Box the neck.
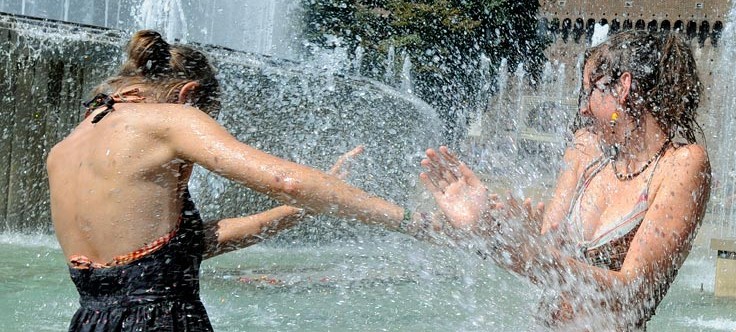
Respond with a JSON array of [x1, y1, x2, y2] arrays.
[[606, 113, 669, 175]]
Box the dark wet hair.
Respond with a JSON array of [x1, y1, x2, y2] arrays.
[[580, 30, 703, 143], [93, 30, 221, 116]]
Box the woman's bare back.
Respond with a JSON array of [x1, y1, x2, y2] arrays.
[[47, 103, 187, 264]]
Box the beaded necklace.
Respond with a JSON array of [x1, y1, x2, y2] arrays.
[[610, 139, 670, 181]]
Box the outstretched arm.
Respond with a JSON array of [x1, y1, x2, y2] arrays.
[[155, 106, 405, 228], [202, 146, 365, 259]]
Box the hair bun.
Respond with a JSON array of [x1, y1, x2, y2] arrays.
[[123, 30, 172, 77]]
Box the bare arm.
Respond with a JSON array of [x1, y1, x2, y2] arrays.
[[542, 129, 597, 234], [201, 146, 365, 259], [545, 145, 710, 290], [203, 206, 305, 259], [154, 105, 405, 228], [421, 144, 710, 295], [525, 145, 711, 321]]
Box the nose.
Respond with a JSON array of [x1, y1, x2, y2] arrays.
[[578, 98, 590, 117], [579, 104, 590, 117]]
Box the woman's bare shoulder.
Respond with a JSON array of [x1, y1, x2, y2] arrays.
[[666, 143, 710, 173], [657, 143, 711, 192], [122, 103, 218, 133]]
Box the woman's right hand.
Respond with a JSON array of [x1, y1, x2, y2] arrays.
[[420, 146, 491, 231]]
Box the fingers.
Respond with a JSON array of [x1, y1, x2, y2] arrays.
[[428, 148, 459, 184], [438, 146, 461, 167], [523, 198, 533, 216], [328, 145, 365, 178], [504, 191, 521, 215], [536, 202, 545, 218], [488, 193, 504, 210], [421, 158, 446, 193], [422, 149, 453, 191], [457, 163, 482, 187], [437, 146, 464, 182], [345, 145, 365, 158], [419, 172, 445, 200], [423, 146, 475, 187]]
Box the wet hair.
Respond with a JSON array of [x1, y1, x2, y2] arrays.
[[92, 30, 221, 116], [580, 30, 703, 143]]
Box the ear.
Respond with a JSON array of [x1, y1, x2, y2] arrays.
[[177, 81, 200, 104], [617, 72, 632, 104]]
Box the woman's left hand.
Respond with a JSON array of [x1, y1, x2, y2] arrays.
[[420, 146, 491, 230]]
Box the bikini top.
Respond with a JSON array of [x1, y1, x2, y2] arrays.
[[566, 147, 665, 271]]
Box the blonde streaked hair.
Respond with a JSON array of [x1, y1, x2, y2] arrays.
[[92, 30, 221, 116]]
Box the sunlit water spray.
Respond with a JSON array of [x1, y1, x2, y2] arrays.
[[137, 0, 188, 42], [0, 1, 735, 330], [709, 2, 736, 237]]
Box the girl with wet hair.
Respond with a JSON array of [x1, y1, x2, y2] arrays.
[[421, 30, 711, 330], [578, 30, 702, 145], [47, 30, 409, 331], [92, 29, 221, 117]]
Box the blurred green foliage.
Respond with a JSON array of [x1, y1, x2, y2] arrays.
[[300, 0, 549, 139]]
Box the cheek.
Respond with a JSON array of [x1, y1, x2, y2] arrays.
[[594, 97, 618, 116]]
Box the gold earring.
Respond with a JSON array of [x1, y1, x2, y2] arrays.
[[610, 112, 619, 127]]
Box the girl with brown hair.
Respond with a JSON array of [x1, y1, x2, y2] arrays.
[[47, 30, 407, 331], [421, 30, 711, 330]]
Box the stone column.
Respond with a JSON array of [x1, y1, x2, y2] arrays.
[[711, 238, 736, 298]]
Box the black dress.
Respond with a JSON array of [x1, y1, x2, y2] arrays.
[[67, 191, 212, 332]]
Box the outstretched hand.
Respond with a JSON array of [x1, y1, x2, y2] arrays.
[[420, 146, 490, 230]]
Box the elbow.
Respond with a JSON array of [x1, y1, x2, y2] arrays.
[[273, 175, 305, 203]]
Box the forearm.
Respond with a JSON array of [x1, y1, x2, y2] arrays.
[[174, 121, 403, 228], [274, 168, 405, 229], [489, 230, 635, 301], [203, 205, 305, 259]]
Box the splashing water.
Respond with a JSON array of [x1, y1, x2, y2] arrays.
[[0, 1, 734, 330], [137, 0, 188, 42], [401, 53, 413, 95], [591, 22, 610, 47]]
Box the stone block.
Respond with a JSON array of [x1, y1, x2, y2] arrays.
[[711, 238, 736, 298]]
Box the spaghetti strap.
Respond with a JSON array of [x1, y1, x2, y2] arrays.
[[642, 146, 666, 197]]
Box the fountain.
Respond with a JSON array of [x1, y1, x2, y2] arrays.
[[0, 1, 735, 331], [708, 0, 736, 301]]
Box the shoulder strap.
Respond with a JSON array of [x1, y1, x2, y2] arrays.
[[565, 154, 609, 221]]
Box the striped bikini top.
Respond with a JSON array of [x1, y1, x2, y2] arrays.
[[566, 149, 665, 271]]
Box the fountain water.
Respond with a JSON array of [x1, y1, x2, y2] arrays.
[[709, 3, 736, 238], [400, 53, 413, 95], [384, 44, 396, 85], [0, 1, 735, 331]]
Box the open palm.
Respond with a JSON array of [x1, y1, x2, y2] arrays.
[[420, 146, 490, 230]]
